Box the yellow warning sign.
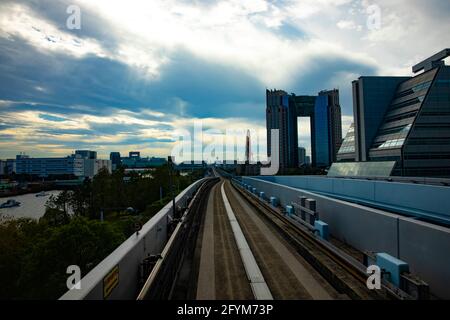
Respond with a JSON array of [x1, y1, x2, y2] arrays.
[[103, 265, 119, 299]]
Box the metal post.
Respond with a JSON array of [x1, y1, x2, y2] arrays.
[[305, 199, 317, 225], [300, 196, 307, 220]]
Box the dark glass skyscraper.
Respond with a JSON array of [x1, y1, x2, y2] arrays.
[[369, 50, 450, 177], [314, 94, 330, 167], [336, 49, 450, 177], [266, 89, 343, 170], [266, 90, 298, 171], [314, 89, 343, 166], [352, 76, 409, 161]]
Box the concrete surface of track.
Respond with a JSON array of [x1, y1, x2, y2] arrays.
[[196, 178, 342, 300]]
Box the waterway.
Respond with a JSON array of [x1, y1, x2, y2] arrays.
[[0, 191, 61, 220]]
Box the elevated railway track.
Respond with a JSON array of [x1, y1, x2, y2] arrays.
[[137, 170, 413, 300]]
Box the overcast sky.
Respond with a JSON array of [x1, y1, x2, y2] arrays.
[[0, 0, 449, 159]]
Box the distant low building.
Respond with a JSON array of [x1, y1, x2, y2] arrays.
[[75, 150, 97, 160], [305, 156, 311, 166], [236, 163, 261, 176], [0, 160, 5, 176], [83, 159, 112, 178], [5, 159, 16, 175], [14, 151, 111, 179], [121, 152, 166, 169], [298, 147, 306, 166], [129, 151, 140, 159], [15, 154, 85, 178], [175, 161, 207, 171]]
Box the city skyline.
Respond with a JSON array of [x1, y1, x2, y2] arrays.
[[1, 1, 450, 159], [1, 1, 450, 305]]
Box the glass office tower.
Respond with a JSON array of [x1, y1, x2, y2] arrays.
[[266, 89, 299, 171], [369, 57, 450, 177], [352, 76, 410, 161], [266, 89, 343, 170], [316, 89, 343, 166], [335, 49, 450, 178], [314, 95, 331, 167]]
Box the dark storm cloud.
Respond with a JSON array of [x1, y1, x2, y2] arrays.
[[0, 33, 267, 119], [287, 56, 378, 115]]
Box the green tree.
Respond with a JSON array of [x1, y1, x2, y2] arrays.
[[17, 217, 125, 299]]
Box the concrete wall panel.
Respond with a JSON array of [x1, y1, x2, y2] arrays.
[[243, 177, 450, 299], [399, 218, 450, 299]]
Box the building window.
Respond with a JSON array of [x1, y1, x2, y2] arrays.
[[395, 81, 432, 99]]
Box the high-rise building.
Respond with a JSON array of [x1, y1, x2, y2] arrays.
[[335, 49, 450, 177], [352, 77, 409, 161], [266, 89, 343, 170], [319, 89, 343, 162], [298, 147, 306, 166], [266, 90, 298, 171], [369, 49, 450, 177], [313, 90, 343, 167]]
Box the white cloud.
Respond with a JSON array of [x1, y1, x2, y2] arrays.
[[337, 19, 362, 31], [70, 0, 378, 86], [0, 3, 108, 59]]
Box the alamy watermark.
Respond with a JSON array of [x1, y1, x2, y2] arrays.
[[66, 265, 81, 290], [66, 5, 81, 30], [366, 265, 382, 290], [366, 4, 381, 31], [170, 121, 280, 175]]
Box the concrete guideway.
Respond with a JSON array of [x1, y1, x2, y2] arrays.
[[196, 178, 338, 300], [196, 181, 253, 300], [220, 182, 273, 300], [224, 181, 336, 300]]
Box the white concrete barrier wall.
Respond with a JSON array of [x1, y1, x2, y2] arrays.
[[242, 177, 450, 299], [254, 176, 450, 222], [60, 178, 208, 300]]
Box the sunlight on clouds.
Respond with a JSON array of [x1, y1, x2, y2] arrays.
[[0, 104, 267, 159], [0, 3, 108, 59], [74, 0, 376, 87]]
